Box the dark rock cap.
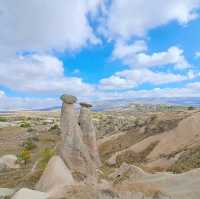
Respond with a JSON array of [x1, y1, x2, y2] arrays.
[[80, 102, 93, 108], [60, 94, 77, 104]]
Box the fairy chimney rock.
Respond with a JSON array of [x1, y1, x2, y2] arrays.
[[59, 95, 96, 177], [79, 102, 101, 167]]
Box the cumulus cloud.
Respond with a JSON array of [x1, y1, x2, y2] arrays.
[[99, 69, 191, 90], [95, 82, 200, 101], [0, 0, 200, 111], [0, 0, 101, 58], [0, 90, 5, 98], [0, 54, 94, 95], [113, 42, 191, 69], [103, 0, 200, 39], [112, 40, 147, 60], [196, 51, 200, 58], [0, 93, 60, 111], [2, 81, 200, 111]]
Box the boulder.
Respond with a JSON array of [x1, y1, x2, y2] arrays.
[[0, 155, 20, 171], [79, 102, 101, 167], [36, 156, 74, 193], [59, 94, 96, 177], [11, 188, 49, 199], [0, 188, 15, 199]]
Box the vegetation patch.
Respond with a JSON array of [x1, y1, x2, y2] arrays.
[[144, 115, 182, 136], [114, 182, 162, 198], [37, 148, 56, 170], [115, 141, 159, 167], [22, 139, 37, 151], [0, 116, 8, 122], [100, 164, 116, 179], [20, 122, 31, 128], [17, 149, 32, 165], [168, 146, 200, 173], [99, 132, 147, 162]]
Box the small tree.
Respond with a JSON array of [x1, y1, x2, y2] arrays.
[[17, 149, 32, 165], [188, 106, 195, 110]]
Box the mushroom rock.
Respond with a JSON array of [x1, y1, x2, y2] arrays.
[[59, 95, 96, 177], [79, 102, 101, 167]]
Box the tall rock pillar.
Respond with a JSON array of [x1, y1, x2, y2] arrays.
[[79, 102, 101, 167], [59, 95, 95, 178]]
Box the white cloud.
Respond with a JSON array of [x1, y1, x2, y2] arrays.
[[186, 82, 200, 89], [0, 0, 102, 101], [104, 0, 200, 39], [0, 93, 60, 111], [0, 0, 200, 111], [100, 69, 190, 90], [2, 81, 200, 111], [134, 46, 191, 69], [196, 51, 200, 58], [0, 54, 94, 95], [112, 40, 147, 60], [94, 81, 200, 101], [113, 43, 191, 69], [0, 0, 101, 58], [0, 90, 5, 98]]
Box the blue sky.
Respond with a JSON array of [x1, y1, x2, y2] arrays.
[[0, 0, 200, 110]]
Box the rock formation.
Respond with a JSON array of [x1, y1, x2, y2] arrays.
[[59, 95, 96, 177], [11, 188, 49, 199], [0, 155, 20, 171], [36, 156, 74, 193], [79, 102, 101, 167]]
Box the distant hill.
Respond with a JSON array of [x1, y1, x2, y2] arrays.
[[1, 97, 200, 113], [92, 97, 200, 111]]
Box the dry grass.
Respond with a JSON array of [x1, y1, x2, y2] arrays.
[[63, 185, 97, 199], [141, 165, 166, 173], [115, 141, 159, 167], [100, 164, 116, 179], [99, 131, 147, 162], [114, 182, 161, 197], [168, 145, 200, 173]]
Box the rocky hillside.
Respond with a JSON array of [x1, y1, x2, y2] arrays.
[[0, 99, 200, 199]]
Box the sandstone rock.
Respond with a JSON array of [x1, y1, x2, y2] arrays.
[[97, 179, 112, 191], [0, 155, 20, 171], [11, 188, 49, 199], [60, 95, 96, 177], [79, 102, 101, 167], [109, 163, 147, 181], [60, 94, 77, 104], [0, 188, 15, 199], [80, 102, 92, 108], [36, 156, 74, 193]]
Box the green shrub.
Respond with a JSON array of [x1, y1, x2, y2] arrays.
[[169, 146, 200, 173], [23, 139, 37, 150], [49, 124, 59, 131], [38, 148, 56, 170], [188, 106, 195, 110], [20, 122, 31, 128], [0, 116, 8, 122], [17, 149, 32, 165], [27, 128, 35, 132]]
